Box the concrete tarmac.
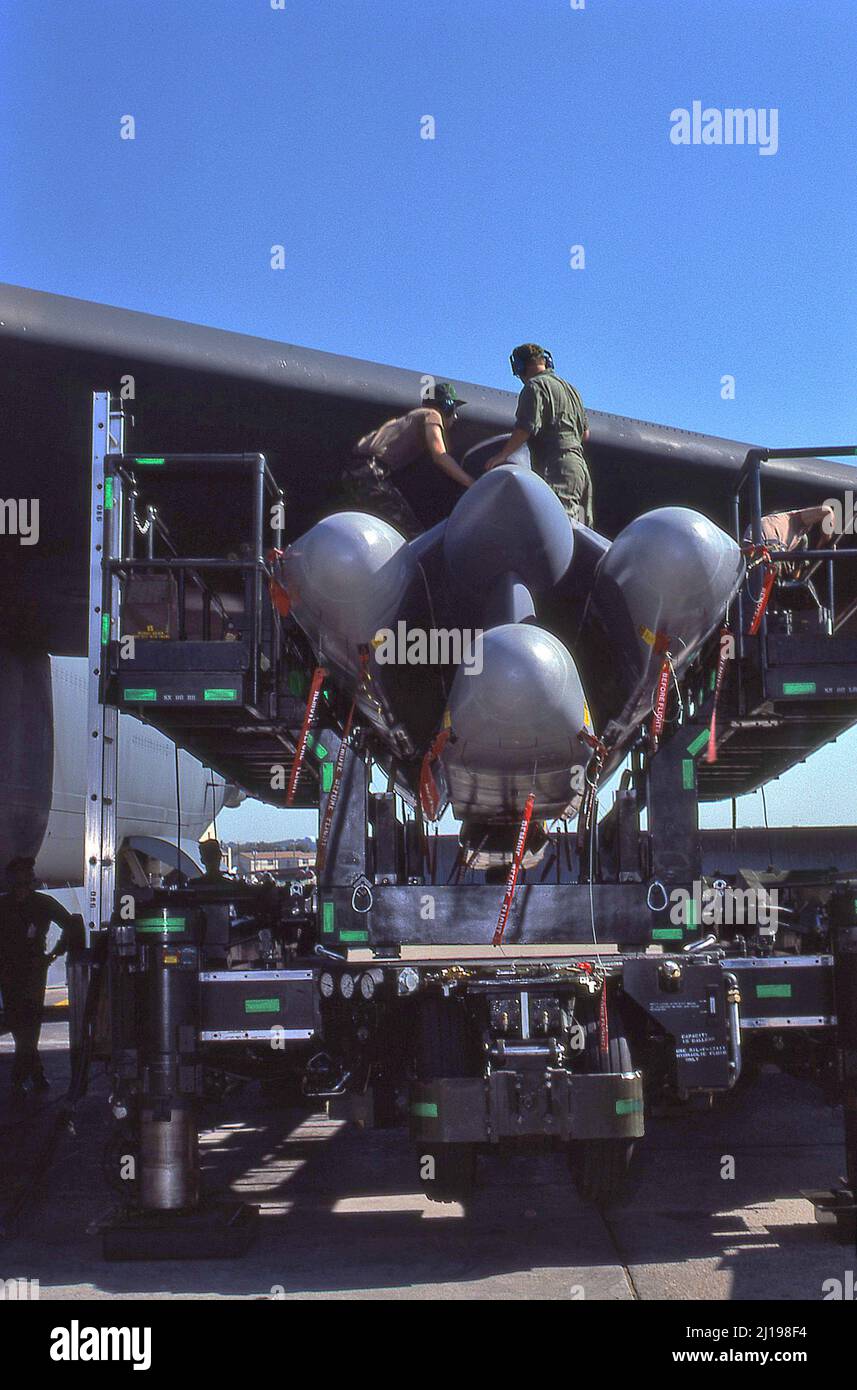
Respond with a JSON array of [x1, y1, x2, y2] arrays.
[[0, 1023, 853, 1300]]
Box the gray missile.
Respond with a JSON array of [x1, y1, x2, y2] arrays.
[[435, 624, 590, 822], [278, 510, 417, 684], [582, 506, 745, 759], [280, 480, 742, 824], [443, 463, 573, 598], [277, 511, 426, 752]]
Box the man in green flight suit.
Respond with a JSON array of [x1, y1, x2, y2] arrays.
[[484, 344, 593, 527]]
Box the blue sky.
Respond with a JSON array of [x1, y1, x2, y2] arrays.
[[3, 0, 856, 841]]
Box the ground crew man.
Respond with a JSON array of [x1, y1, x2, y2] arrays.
[[187, 839, 232, 960], [485, 345, 593, 526], [0, 856, 77, 1098], [193, 839, 228, 883], [342, 382, 473, 538]]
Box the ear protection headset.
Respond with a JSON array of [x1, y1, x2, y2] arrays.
[[509, 345, 555, 377]]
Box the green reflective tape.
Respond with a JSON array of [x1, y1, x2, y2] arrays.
[[321, 762, 334, 792], [135, 916, 186, 934], [756, 982, 792, 999], [686, 898, 698, 929], [411, 1101, 438, 1119], [782, 681, 816, 696], [686, 729, 709, 758], [104, 476, 114, 510], [135, 456, 165, 466], [204, 688, 238, 702], [652, 927, 683, 940], [338, 930, 369, 943], [123, 687, 157, 701], [681, 759, 695, 790], [288, 670, 307, 696], [101, 612, 110, 646], [306, 734, 329, 760], [322, 900, 335, 934], [616, 1098, 643, 1116], [244, 998, 280, 1014]]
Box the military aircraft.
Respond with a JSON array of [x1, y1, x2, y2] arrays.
[[2, 281, 856, 867]]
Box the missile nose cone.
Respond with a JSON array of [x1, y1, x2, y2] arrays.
[[440, 624, 589, 820], [450, 625, 578, 736], [602, 507, 744, 610], [281, 511, 416, 643], [443, 464, 573, 596], [586, 507, 745, 750]]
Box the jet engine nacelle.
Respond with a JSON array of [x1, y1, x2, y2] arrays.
[[0, 650, 227, 884]]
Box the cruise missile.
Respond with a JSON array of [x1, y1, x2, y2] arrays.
[[276, 458, 745, 828], [434, 623, 589, 822], [578, 506, 745, 770]]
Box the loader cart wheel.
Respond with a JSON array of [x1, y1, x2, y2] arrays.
[[568, 1010, 636, 1208], [418, 1142, 477, 1203], [413, 995, 477, 1204]]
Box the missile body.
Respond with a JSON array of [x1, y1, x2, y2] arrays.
[[277, 512, 439, 753], [442, 463, 573, 599], [279, 460, 743, 824], [435, 623, 589, 822], [579, 507, 745, 766]]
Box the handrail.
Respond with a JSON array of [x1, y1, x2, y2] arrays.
[[730, 444, 857, 704]]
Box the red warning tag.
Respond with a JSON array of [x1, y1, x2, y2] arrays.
[[493, 792, 536, 947], [287, 666, 327, 805], [419, 727, 451, 821], [650, 657, 671, 741], [705, 626, 733, 764]]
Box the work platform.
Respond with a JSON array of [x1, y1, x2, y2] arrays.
[[693, 446, 857, 799]]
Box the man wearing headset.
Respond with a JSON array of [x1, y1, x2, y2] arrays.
[[342, 381, 473, 539], [484, 344, 593, 526]]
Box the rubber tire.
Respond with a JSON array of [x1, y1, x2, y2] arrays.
[[370, 1079, 401, 1128], [413, 995, 473, 1081], [413, 996, 477, 1204], [418, 1142, 476, 1203], [260, 1072, 307, 1108], [568, 1015, 636, 1208]]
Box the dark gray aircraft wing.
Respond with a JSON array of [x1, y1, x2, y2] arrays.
[[1, 280, 855, 654]]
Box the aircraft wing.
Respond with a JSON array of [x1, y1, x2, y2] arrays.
[[2, 280, 856, 653]]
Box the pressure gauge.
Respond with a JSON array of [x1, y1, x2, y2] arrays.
[[397, 966, 419, 996], [319, 972, 335, 999], [340, 972, 355, 1000], [360, 972, 376, 1001]]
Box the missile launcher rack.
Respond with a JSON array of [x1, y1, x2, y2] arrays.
[[77, 393, 856, 1256]]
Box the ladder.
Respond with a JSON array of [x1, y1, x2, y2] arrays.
[[84, 392, 126, 940]]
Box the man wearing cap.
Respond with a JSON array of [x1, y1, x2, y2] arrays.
[[188, 840, 231, 961], [0, 856, 78, 1098], [192, 838, 228, 884], [484, 345, 593, 527], [342, 382, 473, 539]]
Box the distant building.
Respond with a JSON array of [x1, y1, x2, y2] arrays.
[[236, 847, 315, 877]]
